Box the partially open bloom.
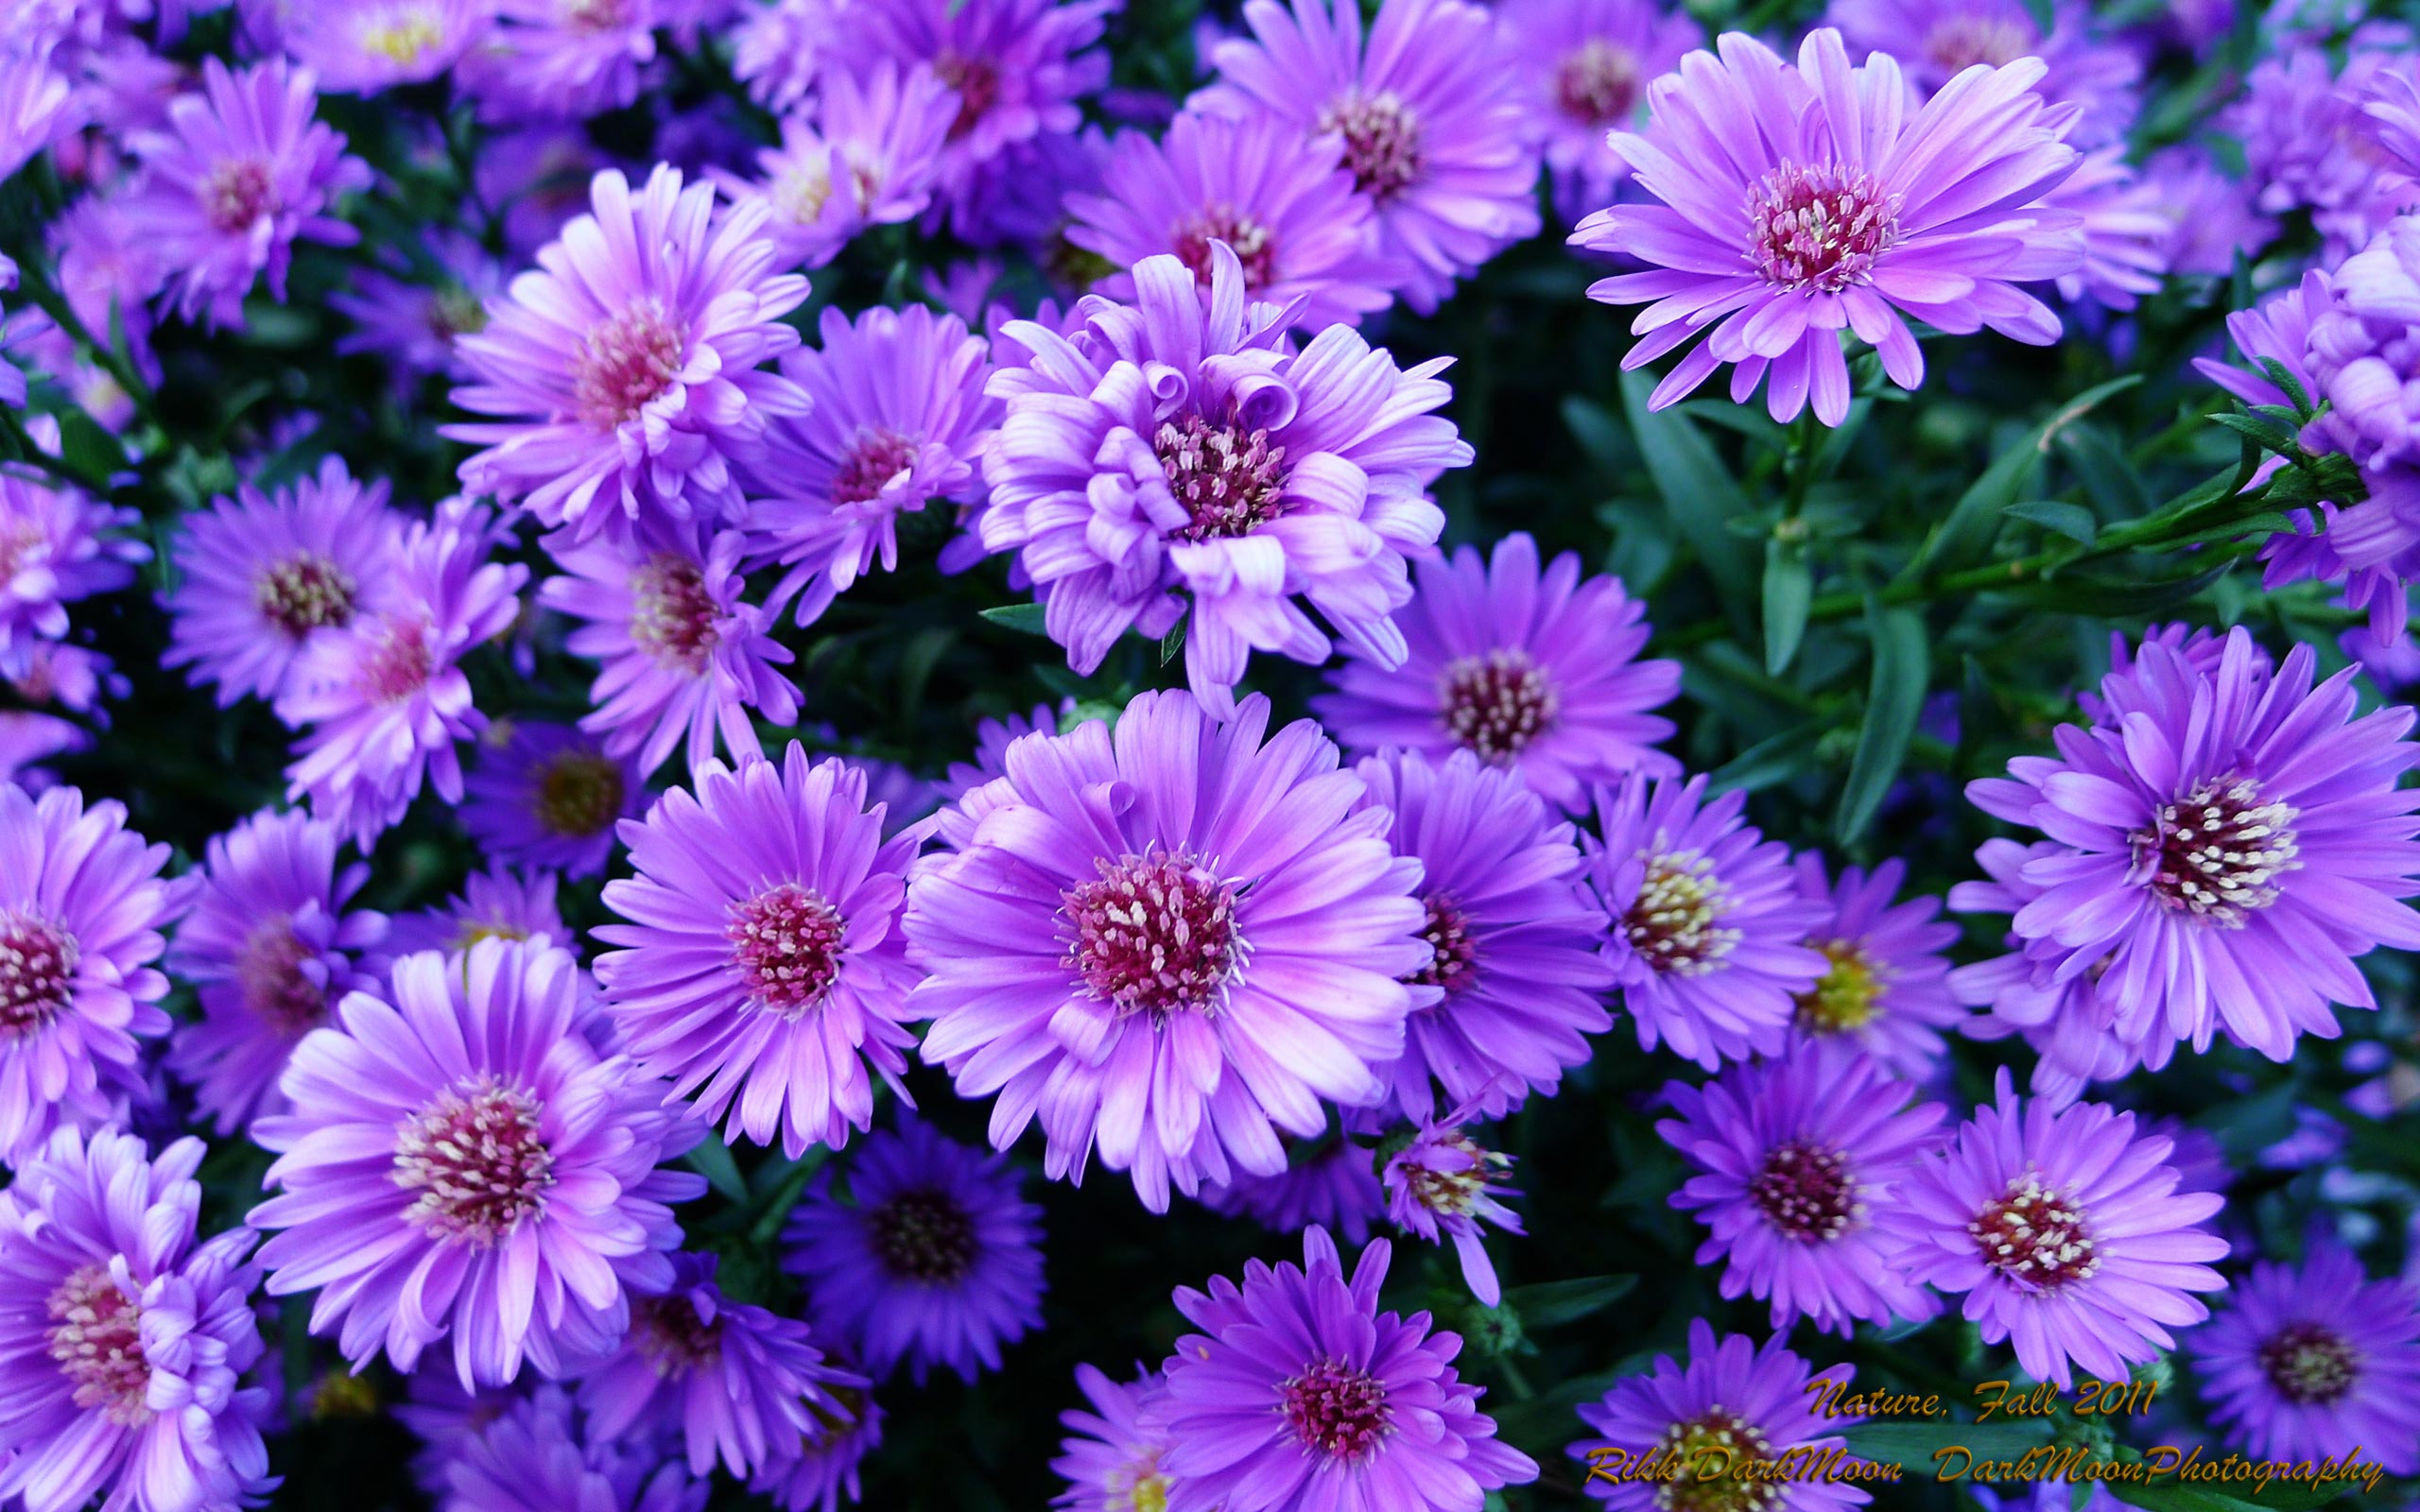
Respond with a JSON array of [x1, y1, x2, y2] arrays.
[[284, 0, 490, 94], [1381, 1110, 1522, 1306], [1574, 28, 2084, 425], [0, 428, 147, 677], [250, 937, 706, 1387], [1497, 0, 1701, 224], [460, 719, 647, 877], [457, 0, 676, 123], [1788, 853, 1963, 1078], [720, 63, 957, 269], [1052, 1365, 1175, 1512], [2305, 215, 2420, 472]]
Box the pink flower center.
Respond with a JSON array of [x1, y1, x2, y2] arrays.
[[868, 1186, 978, 1283], [1280, 1358, 1392, 1462], [565, 0, 630, 30], [1406, 892, 1478, 992], [631, 1294, 724, 1378], [534, 748, 626, 839], [1968, 1166, 2098, 1291], [934, 52, 1001, 141], [831, 427, 922, 508], [1154, 412, 1290, 541], [1554, 39, 1643, 125], [574, 296, 687, 430], [726, 882, 847, 1015], [1061, 849, 1246, 1018], [1747, 161, 1901, 294], [1924, 13, 2032, 72], [2257, 1322, 2358, 1405], [2128, 774, 2300, 925], [1651, 1409, 1775, 1512], [47, 1263, 151, 1426], [1623, 850, 1737, 976], [200, 157, 277, 234], [1750, 1139, 1860, 1242], [1319, 90, 1426, 203], [1172, 207, 1278, 291], [1438, 648, 1559, 762], [392, 1074, 556, 1247], [0, 910, 78, 1040], [630, 554, 721, 675], [236, 918, 331, 1035], [357, 613, 436, 703], [1794, 937, 1888, 1033], [255, 550, 358, 639]]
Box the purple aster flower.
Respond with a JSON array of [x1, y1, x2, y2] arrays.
[[473, 125, 613, 259], [1198, 1136, 1385, 1243], [732, 0, 834, 112], [51, 196, 164, 385], [276, 499, 528, 847], [1582, 771, 1826, 1072], [1052, 1364, 1175, 1511], [940, 697, 1067, 799], [439, 1383, 707, 1512], [720, 63, 957, 270], [0, 426, 147, 677], [595, 745, 925, 1160], [2146, 145, 2279, 281], [1564, 1320, 1867, 1510], [1355, 747, 1614, 1122], [981, 246, 1463, 715], [1380, 1109, 1522, 1306], [383, 866, 571, 959], [460, 719, 646, 877], [444, 164, 812, 545], [1498, 0, 1702, 226], [746, 1381, 886, 1512], [1157, 1226, 1536, 1511], [456, 0, 674, 122], [1574, 28, 2085, 425], [743, 303, 998, 626], [2307, 214, 2420, 471], [1660, 1041, 1944, 1335], [1878, 1069, 2228, 1388], [908, 691, 1429, 1212], [331, 230, 506, 390], [396, 1370, 527, 1494], [2046, 146, 2170, 313], [575, 1251, 863, 1478], [1196, 0, 1541, 314], [2187, 1242, 2420, 1473], [161, 455, 407, 708], [1063, 107, 1398, 331], [0, 782, 182, 1164], [1314, 532, 1681, 816], [781, 1116, 1046, 1383], [537, 524, 801, 777], [0, 44, 79, 186], [1788, 853, 1962, 1078], [1962, 627, 2420, 1064], [2360, 58, 2420, 179], [164, 807, 387, 1134], [284, 0, 489, 94], [0, 1127, 271, 1512], [2228, 43, 2416, 265], [1826, 0, 2144, 146], [250, 936, 706, 1386], [124, 57, 369, 330]]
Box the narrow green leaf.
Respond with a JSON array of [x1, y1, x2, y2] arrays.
[[1617, 368, 1756, 616], [2207, 409, 2302, 455], [2059, 422, 2152, 518], [1560, 395, 1631, 472], [1905, 374, 2142, 581], [682, 1140, 748, 1203], [2006, 500, 2100, 543], [1160, 621, 1186, 666], [1499, 1275, 1637, 1330], [1708, 721, 1824, 795], [1761, 537, 1812, 675], [1834, 597, 1928, 844], [2020, 0, 2055, 39], [978, 602, 1050, 635], [2256, 356, 2313, 418]]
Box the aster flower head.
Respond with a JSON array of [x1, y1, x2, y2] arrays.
[[981, 246, 1465, 715], [1199, 1135, 1386, 1244], [732, 0, 834, 112], [461, 718, 647, 877], [1788, 853, 1963, 1077], [909, 691, 1430, 1212], [164, 806, 388, 1134], [284, 0, 489, 94], [941, 697, 1070, 799], [0, 426, 147, 677], [0, 44, 81, 184], [1354, 747, 1614, 1122], [0, 1127, 271, 1512], [2146, 146, 2279, 281], [1879, 1069, 2228, 1388], [1196, 0, 1543, 314], [721, 62, 958, 270], [1661, 1041, 1945, 1335], [1158, 1226, 1537, 1512], [1064, 107, 1399, 331], [2305, 214, 2420, 472], [439, 1383, 708, 1512], [1053, 1364, 1176, 1512], [1574, 28, 2085, 426], [1498, 0, 1702, 225], [1314, 531, 1681, 815], [331, 230, 507, 390], [1564, 1319, 1868, 1510], [0, 782, 183, 1165], [2360, 59, 2420, 180], [382, 866, 570, 959], [747, 1379, 887, 1512], [445, 164, 812, 545], [249, 936, 707, 1387], [1826, 0, 2143, 146], [1584, 771, 1828, 1071], [1962, 626, 2420, 1064], [161, 454, 407, 707], [2226, 43, 2417, 262], [595, 745, 925, 1160], [2046, 146, 2171, 313], [2186, 1242, 2420, 1474], [1380, 1108, 1523, 1306], [51, 197, 164, 385], [277, 499, 528, 847], [781, 1115, 1046, 1383], [457, 0, 675, 123], [125, 57, 371, 330]]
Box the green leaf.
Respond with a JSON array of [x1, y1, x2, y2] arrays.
[[1160, 621, 1186, 666], [2020, 0, 2055, 40], [49, 405, 124, 486], [1761, 537, 1813, 675], [978, 602, 1050, 635], [2257, 357, 2314, 418], [2059, 422, 2152, 519], [1841, 1418, 2048, 1469], [1561, 395, 1632, 472], [1617, 368, 1756, 617], [2007, 500, 2101, 544], [682, 1139, 748, 1203], [1498, 1275, 1636, 1330], [2207, 409, 2302, 456], [2109, 1478, 2356, 1512], [1905, 375, 2142, 581], [1834, 597, 1928, 845], [1708, 721, 1825, 795]]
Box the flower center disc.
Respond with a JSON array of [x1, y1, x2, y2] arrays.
[[1439, 648, 1559, 761], [47, 1263, 152, 1426], [1555, 39, 1643, 125], [831, 427, 922, 508], [630, 554, 721, 674], [1281, 1357, 1392, 1462], [1794, 938, 1887, 1033], [534, 749, 626, 839], [1624, 850, 1738, 976], [201, 157, 277, 234], [0, 910, 78, 1040], [574, 296, 687, 429], [1061, 849, 1245, 1018], [870, 1187, 978, 1283], [2256, 1321, 2359, 1405], [237, 919, 331, 1034], [1319, 90, 1426, 202], [1173, 207, 1278, 291], [1750, 1139, 1860, 1242], [1155, 412, 1290, 541], [1969, 1166, 2099, 1291], [2129, 774, 2300, 925], [632, 1294, 724, 1378], [393, 1074, 556, 1247], [1407, 892, 1478, 992], [1747, 161, 1901, 294], [727, 882, 848, 1015], [256, 551, 358, 639], [1652, 1407, 1778, 1512]]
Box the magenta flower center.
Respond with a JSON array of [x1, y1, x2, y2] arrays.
[[358, 613, 436, 703], [631, 1294, 724, 1378], [1172, 207, 1278, 291], [868, 1186, 979, 1283], [574, 296, 688, 430], [727, 882, 847, 1015], [1061, 849, 1246, 1017], [236, 918, 331, 1034], [200, 156, 277, 234], [392, 1074, 556, 1246], [0, 910, 78, 1039], [534, 748, 627, 838], [1968, 1167, 2098, 1290], [831, 427, 922, 507], [1651, 1408, 1775, 1512], [1747, 161, 1901, 294], [46, 1263, 152, 1426], [565, 0, 631, 31], [1554, 39, 1643, 125], [630, 554, 721, 674], [1924, 13, 2031, 73], [1280, 1358, 1392, 1462], [1751, 1139, 1861, 1242], [1623, 850, 1738, 976], [1401, 1134, 1502, 1218], [2256, 1321, 2358, 1405], [1407, 891, 1478, 992], [1319, 89, 1426, 202], [934, 52, 1002, 140], [1155, 412, 1292, 542], [254, 551, 358, 639], [2128, 774, 2300, 925], [1439, 647, 1560, 762], [1794, 938, 1887, 1034]]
